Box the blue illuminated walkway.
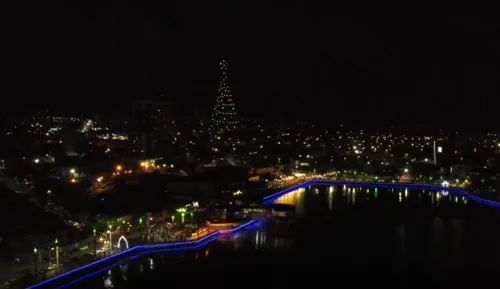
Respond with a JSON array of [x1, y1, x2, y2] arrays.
[[263, 180, 500, 207], [27, 179, 498, 289], [26, 221, 260, 289]]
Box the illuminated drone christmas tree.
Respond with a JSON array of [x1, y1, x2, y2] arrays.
[[210, 60, 239, 138]]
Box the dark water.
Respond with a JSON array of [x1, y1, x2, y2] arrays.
[[64, 185, 500, 288]]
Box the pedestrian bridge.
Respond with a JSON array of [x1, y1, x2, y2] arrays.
[[26, 179, 500, 289]]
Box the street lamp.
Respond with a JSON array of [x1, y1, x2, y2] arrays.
[[107, 227, 112, 252], [33, 247, 38, 276], [139, 217, 143, 240], [93, 228, 97, 257], [54, 238, 59, 271]]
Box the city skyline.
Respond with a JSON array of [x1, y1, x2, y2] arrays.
[[2, 2, 500, 288], [2, 3, 500, 128]]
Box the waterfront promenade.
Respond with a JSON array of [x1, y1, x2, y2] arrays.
[[26, 179, 500, 289]]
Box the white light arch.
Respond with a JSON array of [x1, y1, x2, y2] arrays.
[[117, 235, 129, 249]]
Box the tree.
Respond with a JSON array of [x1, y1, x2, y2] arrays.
[[210, 60, 239, 140]]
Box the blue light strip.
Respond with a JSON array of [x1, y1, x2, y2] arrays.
[[262, 182, 313, 201], [26, 220, 260, 289], [262, 179, 500, 207], [28, 179, 497, 288], [127, 229, 253, 261], [219, 220, 258, 234], [53, 230, 248, 289]]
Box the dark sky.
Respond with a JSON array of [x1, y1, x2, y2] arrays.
[[3, 2, 500, 128]]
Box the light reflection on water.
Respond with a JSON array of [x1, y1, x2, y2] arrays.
[[271, 184, 467, 211], [103, 270, 113, 289], [64, 185, 499, 289], [273, 187, 305, 214]]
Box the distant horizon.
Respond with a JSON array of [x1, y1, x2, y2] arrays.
[[2, 109, 498, 135]]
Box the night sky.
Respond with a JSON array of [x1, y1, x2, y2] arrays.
[[3, 2, 500, 129]]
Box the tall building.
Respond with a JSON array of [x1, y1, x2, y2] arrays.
[[138, 101, 172, 157], [210, 60, 239, 141]]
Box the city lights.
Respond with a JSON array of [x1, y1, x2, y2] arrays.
[[26, 220, 260, 289], [23, 178, 500, 289]]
